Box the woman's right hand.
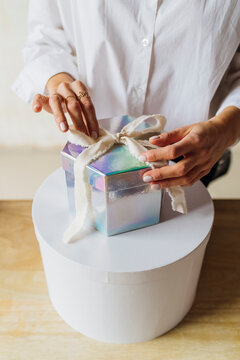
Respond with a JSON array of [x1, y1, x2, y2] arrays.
[[32, 72, 99, 138]]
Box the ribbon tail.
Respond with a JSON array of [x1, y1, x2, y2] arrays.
[[166, 186, 187, 214], [63, 161, 92, 243], [63, 136, 115, 243], [123, 137, 187, 215]]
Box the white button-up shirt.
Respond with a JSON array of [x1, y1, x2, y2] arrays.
[[13, 0, 240, 131]]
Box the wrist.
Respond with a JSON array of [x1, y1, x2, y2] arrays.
[[211, 106, 240, 147], [46, 72, 75, 94]]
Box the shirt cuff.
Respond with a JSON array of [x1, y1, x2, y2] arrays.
[[216, 82, 240, 115], [216, 83, 240, 146], [12, 50, 79, 104]]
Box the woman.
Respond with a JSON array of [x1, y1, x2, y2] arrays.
[[13, 0, 240, 189]]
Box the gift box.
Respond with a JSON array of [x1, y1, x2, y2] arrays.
[[61, 115, 162, 236]]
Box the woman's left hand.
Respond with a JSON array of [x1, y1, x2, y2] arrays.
[[139, 106, 240, 188]]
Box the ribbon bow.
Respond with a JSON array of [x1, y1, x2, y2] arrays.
[[63, 114, 187, 243]]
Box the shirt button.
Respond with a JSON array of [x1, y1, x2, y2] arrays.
[[142, 38, 149, 47]]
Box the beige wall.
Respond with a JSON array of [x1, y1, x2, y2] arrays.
[[0, 0, 65, 148]]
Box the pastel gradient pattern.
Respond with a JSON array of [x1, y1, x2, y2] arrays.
[[61, 115, 162, 235]]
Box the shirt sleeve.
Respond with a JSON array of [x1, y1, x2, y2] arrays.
[[12, 0, 79, 104], [216, 46, 240, 114]]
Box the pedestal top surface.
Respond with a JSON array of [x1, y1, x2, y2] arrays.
[[32, 168, 214, 273]]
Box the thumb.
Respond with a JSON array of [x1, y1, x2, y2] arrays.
[[149, 125, 190, 146]]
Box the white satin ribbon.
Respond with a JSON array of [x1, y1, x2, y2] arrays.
[[63, 114, 187, 243]]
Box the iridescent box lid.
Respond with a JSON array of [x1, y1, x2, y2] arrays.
[[61, 115, 152, 191]]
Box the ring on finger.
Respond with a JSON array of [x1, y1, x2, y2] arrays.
[[78, 90, 90, 101], [65, 95, 77, 101], [51, 93, 63, 100]]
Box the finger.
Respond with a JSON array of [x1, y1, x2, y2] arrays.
[[142, 158, 196, 182], [193, 168, 210, 183], [32, 94, 50, 113], [150, 165, 204, 188], [57, 82, 88, 134], [71, 81, 99, 139], [149, 126, 191, 146], [49, 94, 68, 132], [139, 135, 195, 162]]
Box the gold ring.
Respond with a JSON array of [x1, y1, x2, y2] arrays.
[[78, 90, 90, 100], [51, 93, 62, 99], [65, 95, 77, 101]]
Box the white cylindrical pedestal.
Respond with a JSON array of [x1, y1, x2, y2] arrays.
[[32, 168, 214, 344]]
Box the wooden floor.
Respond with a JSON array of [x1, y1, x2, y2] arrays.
[[0, 200, 239, 360]]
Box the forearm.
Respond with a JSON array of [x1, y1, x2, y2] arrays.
[[211, 106, 240, 147]]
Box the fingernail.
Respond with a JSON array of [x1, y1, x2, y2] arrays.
[[151, 184, 161, 190], [143, 175, 153, 182], [149, 135, 159, 140], [91, 131, 98, 139], [60, 122, 67, 131], [138, 155, 147, 163], [33, 104, 39, 111]]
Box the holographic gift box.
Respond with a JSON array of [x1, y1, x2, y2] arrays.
[[61, 115, 162, 236]]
